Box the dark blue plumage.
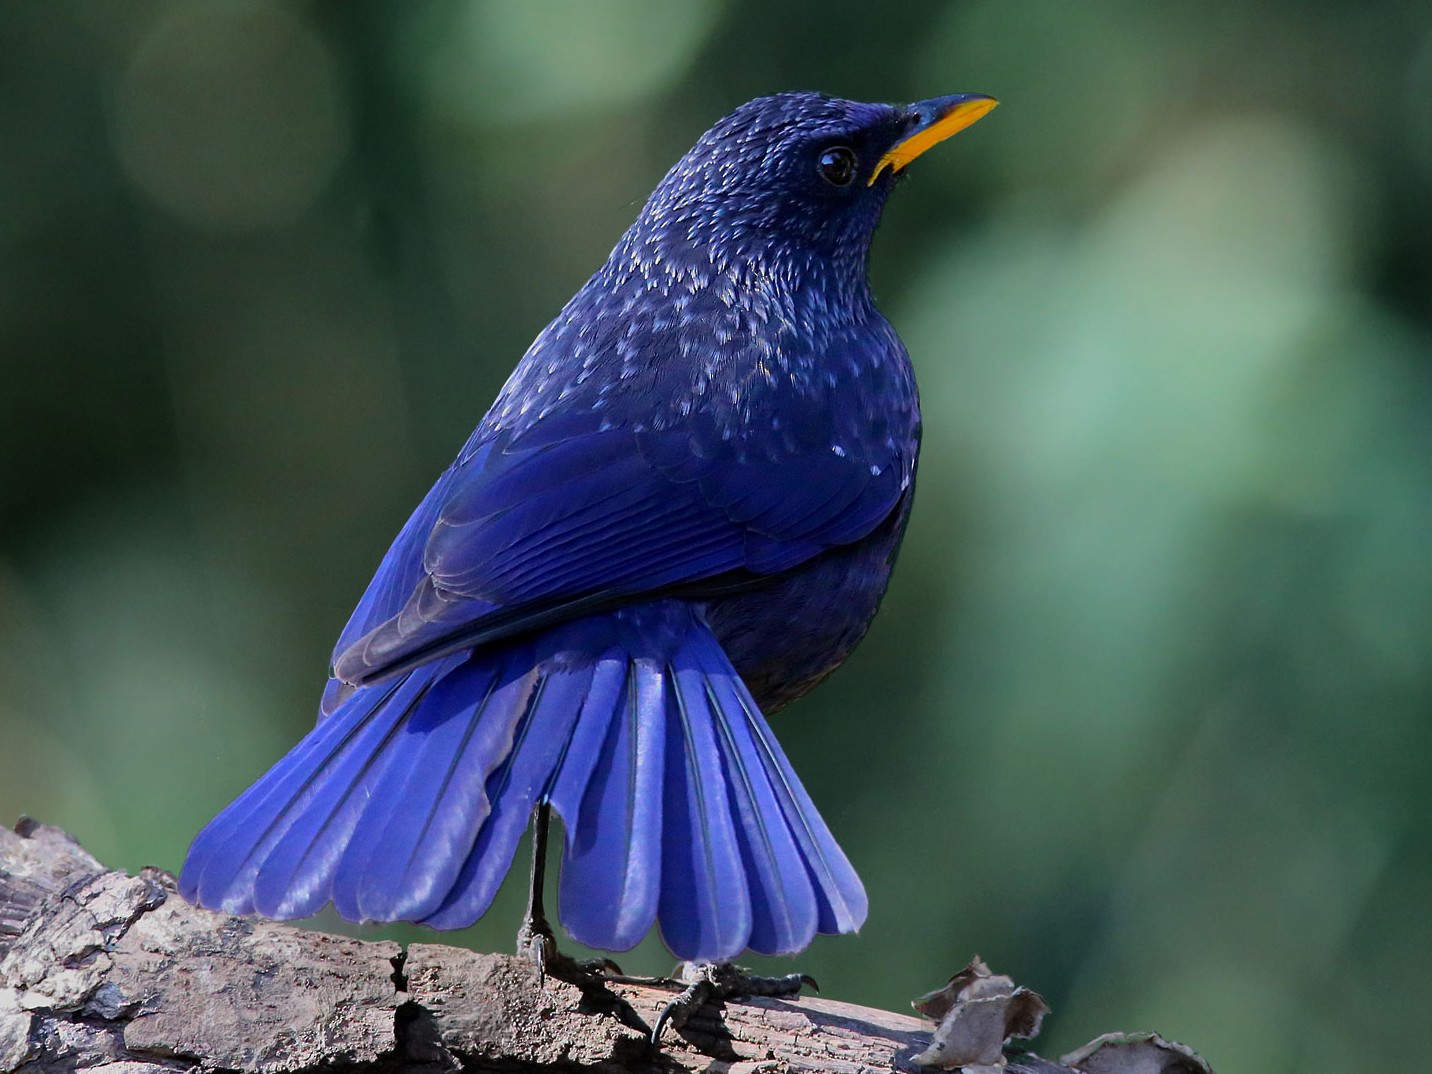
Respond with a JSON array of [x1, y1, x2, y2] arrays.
[[181, 91, 995, 962]]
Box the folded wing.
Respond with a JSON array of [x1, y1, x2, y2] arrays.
[[331, 415, 909, 691]]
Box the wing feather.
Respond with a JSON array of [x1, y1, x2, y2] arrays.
[[334, 411, 909, 686]]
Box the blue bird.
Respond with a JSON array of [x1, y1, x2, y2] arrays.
[[181, 91, 997, 967]]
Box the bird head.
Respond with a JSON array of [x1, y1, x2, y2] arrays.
[[629, 92, 997, 275]]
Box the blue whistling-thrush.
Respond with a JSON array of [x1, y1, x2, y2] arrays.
[[181, 91, 997, 964]]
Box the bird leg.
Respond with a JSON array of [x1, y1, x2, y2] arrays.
[[517, 803, 813, 1043], [651, 960, 817, 1043], [517, 800, 622, 986]]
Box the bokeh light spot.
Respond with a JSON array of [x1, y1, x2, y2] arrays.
[[109, 0, 350, 232], [422, 1, 723, 125]]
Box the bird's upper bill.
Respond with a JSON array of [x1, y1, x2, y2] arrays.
[[869, 94, 999, 185]]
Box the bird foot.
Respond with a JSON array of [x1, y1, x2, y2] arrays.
[[517, 915, 622, 989], [651, 961, 817, 1043]]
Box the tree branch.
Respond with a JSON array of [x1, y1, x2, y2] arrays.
[[0, 820, 1167, 1074]]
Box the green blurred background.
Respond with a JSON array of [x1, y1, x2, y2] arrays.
[[2, 1, 1430, 1069]]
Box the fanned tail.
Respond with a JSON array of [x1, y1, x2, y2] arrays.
[[180, 601, 866, 962]]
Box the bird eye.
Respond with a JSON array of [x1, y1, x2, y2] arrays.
[[816, 145, 858, 188]]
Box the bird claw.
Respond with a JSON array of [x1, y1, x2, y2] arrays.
[[518, 915, 622, 989], [651, 961, 817, 1043]]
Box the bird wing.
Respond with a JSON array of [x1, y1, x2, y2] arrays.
[[329, 410, 909, 689]]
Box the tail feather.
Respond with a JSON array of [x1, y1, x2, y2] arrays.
[[660, 658, 751, 959], [724, 677, 867, 936], [553, 657, 666, 952], [248, 661, 471, 920], [419, 658, 593, 928], [694, 651, 818, 955], [182, 662, 445, 916], [181, 601, 866, 964], [334, 652, 526, 922], [545, 650, 629, 818]]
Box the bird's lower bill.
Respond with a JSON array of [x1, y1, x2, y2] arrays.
[[870, 94, 999, 185]]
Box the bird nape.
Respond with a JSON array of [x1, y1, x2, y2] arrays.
[[180, 92, 997, 969]]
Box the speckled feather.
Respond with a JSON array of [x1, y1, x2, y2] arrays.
[[329, 95, 920, 694], [181, 92, 955, 963]]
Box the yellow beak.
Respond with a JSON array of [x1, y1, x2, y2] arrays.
[[869, 94, 999, 186]]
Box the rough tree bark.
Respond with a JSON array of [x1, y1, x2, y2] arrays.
[[0, 820, 1187, 1074]]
